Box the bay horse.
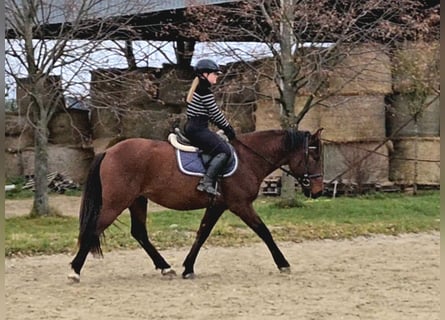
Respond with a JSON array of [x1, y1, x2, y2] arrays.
[[68, 128, 323, 282]]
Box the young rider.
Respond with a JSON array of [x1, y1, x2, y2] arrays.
[[184, 59, 236, 196]]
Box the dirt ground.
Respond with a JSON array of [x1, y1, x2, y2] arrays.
[[5, 196, 440, 320], [5, 194, 166, 218]]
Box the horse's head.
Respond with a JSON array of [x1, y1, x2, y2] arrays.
[[288, 128, 324, 199]]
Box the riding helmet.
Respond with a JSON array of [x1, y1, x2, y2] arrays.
[[194, 59, 222, 74]]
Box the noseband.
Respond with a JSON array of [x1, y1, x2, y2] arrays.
[[280, 132, 322, 189], [294, 132, 322, 188]]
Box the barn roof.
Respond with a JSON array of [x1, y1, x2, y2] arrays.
[[6, 0, 439, 42], [5, 0, 241, 41]]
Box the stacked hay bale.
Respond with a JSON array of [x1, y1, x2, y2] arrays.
[[388, 41, 440, 186], [5, 112, 35, 177], [216, 61, 257, 133], [255, 45, 393, 190], [254, 58, 282, 131], [90, 67, 186, 153], [6, 77, 94, 184], [48, 107, 91, 146], [303, 44, 393, 188]]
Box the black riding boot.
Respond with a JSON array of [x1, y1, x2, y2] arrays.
[[197, 153, 229, 196]]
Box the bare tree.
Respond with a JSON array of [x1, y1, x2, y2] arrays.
[[174, 0, 439, 198], [5, 0, 159, 216], [180, 0, 438, 124]]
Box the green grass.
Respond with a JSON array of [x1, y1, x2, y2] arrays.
[[5, 191, 440, 257]]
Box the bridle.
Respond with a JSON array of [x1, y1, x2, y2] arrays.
[[236, 131, 322, 189], [294, 132, 322, 189]]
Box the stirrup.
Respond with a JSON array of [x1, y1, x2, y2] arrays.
[[197, 182, 220, 196]]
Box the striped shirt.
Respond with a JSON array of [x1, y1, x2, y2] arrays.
[[186, 78, 230, 129]]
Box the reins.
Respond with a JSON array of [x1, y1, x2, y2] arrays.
[[234, 131, 321, 185]]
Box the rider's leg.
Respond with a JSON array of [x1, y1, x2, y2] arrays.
[[197, 153, 229, 196]]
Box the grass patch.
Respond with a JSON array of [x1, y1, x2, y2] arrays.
[[5, 191, 440, 257]]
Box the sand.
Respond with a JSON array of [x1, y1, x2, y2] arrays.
[[5, 196, 439, 319]]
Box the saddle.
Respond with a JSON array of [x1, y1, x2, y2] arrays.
[[168, 128, 238, 177]]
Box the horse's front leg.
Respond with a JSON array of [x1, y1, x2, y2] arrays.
[[182, 204, 226, 279], [231, 204, 290, 272]]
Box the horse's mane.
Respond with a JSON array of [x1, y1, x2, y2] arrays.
[[237, 129, 308, 155], [284, 129, 308, 151]]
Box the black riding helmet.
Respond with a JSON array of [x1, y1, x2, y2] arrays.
[[194, 59, 222, 75]]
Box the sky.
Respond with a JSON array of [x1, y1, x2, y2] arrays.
[[5, 40, 273, 100]]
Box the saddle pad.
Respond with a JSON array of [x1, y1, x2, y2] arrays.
[[175, 149, 238, 177]]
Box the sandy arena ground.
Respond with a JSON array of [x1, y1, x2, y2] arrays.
[[5, 196, 440, 320]]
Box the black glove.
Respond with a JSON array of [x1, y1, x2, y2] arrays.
[[224, 125, 236, 141]]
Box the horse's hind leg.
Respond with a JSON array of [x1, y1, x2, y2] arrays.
[[69, 232, 99, 282], [129, 196, 173, 275], [182, 204, 226, 279], [69, 207, 121, 282]]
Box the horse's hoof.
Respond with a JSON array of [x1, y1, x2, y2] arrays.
[[67, 272, 80, 283], [161, 268, 177, 277], [182, 272, 195, 280], [279, 267, 291, 273]]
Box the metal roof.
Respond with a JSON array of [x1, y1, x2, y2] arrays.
[[6, 0, 439, 42], [7, 0, 239, 25], [6, 0, 242, 40]]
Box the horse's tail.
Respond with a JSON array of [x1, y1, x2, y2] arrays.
[[77, 152, 106, 257]]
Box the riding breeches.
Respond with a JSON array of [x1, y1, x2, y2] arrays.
[[184, 117, 232, 157]]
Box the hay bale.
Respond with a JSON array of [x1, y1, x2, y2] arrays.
[[5, 152, 24, 178], [90, 106, 122, 138], [91, 137, 124, 154], [90, 68, 158, 111], [16, 76, 65, 115], [219, 84, 256, 104], [90, 68, 157, 139], [389, 137, 440, 185], [323, 141, 391, 185], [296, 95, 386, 142], [48, 109, 91, 145], [120, 109, 178, 141], [387, 94, 439, 137], [256, 97, 324, 132], [5, 135, 34, 153], [328, 43, 392, 95], [293, 96, 322, 132], [120, 110, 165, 139], [224, 102, 256, 133], [256, 74, 278, 101], [217, 61, 257, 104], [255, 54, 329, 99], [17, 145, 95, 184], [90, 68, 186, 139], [158, 68, 192, 106], [5, 113, 34, 152], [392, 41, 440, 94], [255, 99, 281, 130], [5, 112, 33, 135]]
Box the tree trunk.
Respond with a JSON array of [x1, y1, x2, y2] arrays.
[[278, 0, 298, 199], [175, 40, 195, 69], [280, 168, 296, 199], [32, 109, 50, 216]]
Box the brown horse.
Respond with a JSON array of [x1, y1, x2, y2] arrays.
[[68, 128, 323, 282]]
